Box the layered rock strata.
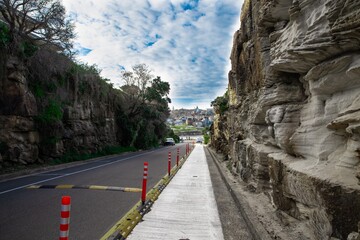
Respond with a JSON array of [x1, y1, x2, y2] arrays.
[[0, 56, 40, 165], [0, 53, 117, 166], [212, 0, 360, 239]]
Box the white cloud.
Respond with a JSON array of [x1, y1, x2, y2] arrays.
[[62, 0, 243, 109], [148, 0, 168, 10]]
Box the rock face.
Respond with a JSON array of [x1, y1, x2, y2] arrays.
[[212, 0, 360, 239], [0, 51, 117, 166], [0, 56, 40, 165]]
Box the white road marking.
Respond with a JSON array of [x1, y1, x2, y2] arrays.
[[0, 149, 158, 195]]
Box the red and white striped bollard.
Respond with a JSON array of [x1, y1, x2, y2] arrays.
[[141, 162, 148, 205], [168, 152, 171, 176], [59, 196, 71, 240], [177, 147, 179, 166]]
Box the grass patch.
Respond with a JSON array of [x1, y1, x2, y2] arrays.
[[171, 124, 202, 134]]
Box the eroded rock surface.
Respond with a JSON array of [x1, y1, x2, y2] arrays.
[[0, 53, 117, 166], [211, 0, 360, 239]]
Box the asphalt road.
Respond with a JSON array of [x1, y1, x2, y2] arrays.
[[0, 144, 187, 240]]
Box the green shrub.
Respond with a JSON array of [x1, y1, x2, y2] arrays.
[[57, 75, 66, 87], [32, 83, 45, 98], [70, 62, 101, 75], [203, 133, 210, 144], [48, 136, 60, 145], [0, 23, 10, 47], [211, 91, 229, 115], [168, 131, 180, 143], [37, 99, 63, 124], [78, 80, 87, 95], [31, 81, 57, 98], [135, 125, 159, 149], [19, 41, 38, 58], [46, 81, 57, 92]]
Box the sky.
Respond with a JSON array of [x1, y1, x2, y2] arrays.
[[62, 0, 243, 110]]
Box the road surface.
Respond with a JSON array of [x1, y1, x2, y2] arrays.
[[0, 144, 187, 240]]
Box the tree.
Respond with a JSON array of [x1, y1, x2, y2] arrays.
[[146, 76, 171, 104], [0, 0, 75, 55], [121, 63, 151, 92], [120, 63, 153, 118], [120, 64, 171, 118], [118, 64, 171, 148]]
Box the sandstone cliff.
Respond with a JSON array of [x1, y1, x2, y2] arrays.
[[0, 48, 117, 167], [212, 0, 360, 239], [0, 45, 170, 169]]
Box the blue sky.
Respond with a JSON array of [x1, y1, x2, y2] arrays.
[[62, 0, 243, 109]]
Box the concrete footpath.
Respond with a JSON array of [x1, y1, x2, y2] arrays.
[[127, 144, 224, 240]]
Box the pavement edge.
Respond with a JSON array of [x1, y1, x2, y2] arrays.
[[205, 146, 272, 240], [100, 147, 194, 240]]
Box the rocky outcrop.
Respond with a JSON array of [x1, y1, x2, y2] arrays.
[[212, 0, 360, 239], [211, 108, 229, 155], [0, 50, 117, 166], [0, 56, 39, 165]]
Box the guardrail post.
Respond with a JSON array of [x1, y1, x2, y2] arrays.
[[168, 152, 171, 176], [59, 196, 71, 240], [177, 148, 179, 166], [141, 162, 148, 205]]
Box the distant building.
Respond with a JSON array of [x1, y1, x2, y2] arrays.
[[202, 117, 211, 127], [194, 121, 203, 128], [169, 107, 215, 123], [206, 108, 214, 115], [186, 118, 193, 125], [194, 106, 201, 114], [181, 117, 187, 124], [174, 120, 183, 126]]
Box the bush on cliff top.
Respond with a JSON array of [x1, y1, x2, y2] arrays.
[[211, 91, 229, 115]]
